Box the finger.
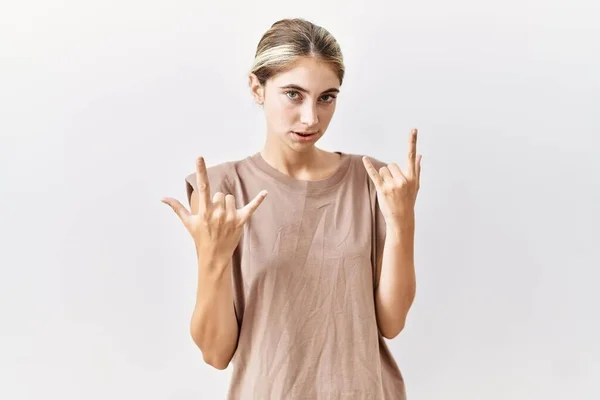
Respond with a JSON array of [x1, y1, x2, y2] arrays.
[[225, 194, 236, 216], [379, 166, 394, 184], [387, 163, 406, 182], [195, 157, 211, 214], [212, 192, 225, 208], [211, 192, 226, 222], [416, 154, 422, 182], [161, 197, 190, 223], [362, 156, 384, 188], [407, 128, 417, 177], [238, 190, 268, 224]]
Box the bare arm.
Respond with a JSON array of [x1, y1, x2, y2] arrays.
[[363, 128, 422, 339], [374, 220, 416, 339], [189, 189, 239, 370], [162, 156, 267, 370]]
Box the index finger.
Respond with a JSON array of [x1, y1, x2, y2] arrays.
[[407, 128, 418, 177], [195, 157, 211, 213]]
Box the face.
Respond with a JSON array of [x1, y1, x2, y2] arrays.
[[249, 57, 341, 152]]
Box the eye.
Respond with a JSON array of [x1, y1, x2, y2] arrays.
[[320, 94, 337, 103], [284, 90, 301, 101]]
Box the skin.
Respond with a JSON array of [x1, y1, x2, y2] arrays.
[[248, 56, 344, 180], [363, 129, 422, 338], [162, 158, 267, 369], [161, 55, 422, 369]]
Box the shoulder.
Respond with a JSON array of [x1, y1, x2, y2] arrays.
[[343, 153, 389, 198], [185, 160, 236, 189], [184, 157, 247, 205], [345, 152, 389, 173]]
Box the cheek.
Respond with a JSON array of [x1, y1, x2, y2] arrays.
[[319, 104, 336, 123], [266, 98, 297, 126]]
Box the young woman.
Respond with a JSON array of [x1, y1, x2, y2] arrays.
[[162, 18, 422, 400]]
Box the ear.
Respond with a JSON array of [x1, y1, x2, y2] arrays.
[[248, 73, 265, 105]]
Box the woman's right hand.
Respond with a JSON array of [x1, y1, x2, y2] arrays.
[[162, 156, 268, 260]]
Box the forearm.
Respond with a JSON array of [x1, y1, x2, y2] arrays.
[[375, 218, 417, 339], [190, 253, 239, 370]]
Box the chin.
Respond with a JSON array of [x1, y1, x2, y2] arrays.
[[286, 139, 319, 152]]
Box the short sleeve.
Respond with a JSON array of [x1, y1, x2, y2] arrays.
[[184, 162, 234, 207], [366, 156, 388, 291]]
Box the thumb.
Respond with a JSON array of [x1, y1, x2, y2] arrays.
[[161, 197, 190, 223]]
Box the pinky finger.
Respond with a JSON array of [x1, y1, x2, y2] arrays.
[[362, 156, 384, 188], [238, 190, 268, 224]]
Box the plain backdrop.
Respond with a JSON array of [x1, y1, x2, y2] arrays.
[[1, 1, 599, 399]]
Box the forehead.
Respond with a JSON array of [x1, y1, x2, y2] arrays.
[[269, 57, 340, 92]]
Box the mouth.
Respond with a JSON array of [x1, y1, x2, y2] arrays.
[[292, 131, 318, 137]]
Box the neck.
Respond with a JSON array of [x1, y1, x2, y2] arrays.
[[260, 135, 328, 179]]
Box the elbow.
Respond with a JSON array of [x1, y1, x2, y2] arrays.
[[377, 289, 415, 340], [380, 319, 406, 340], [202, 352, 231, 370], [190, 328, 232, 370]]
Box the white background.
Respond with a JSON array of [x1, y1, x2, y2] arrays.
[[1, 1, 599, 399]]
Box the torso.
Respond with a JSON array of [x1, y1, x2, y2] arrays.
[[185, 152, 407, 400]]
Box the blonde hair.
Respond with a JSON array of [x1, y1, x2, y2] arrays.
[[250, 18, 345, 86]]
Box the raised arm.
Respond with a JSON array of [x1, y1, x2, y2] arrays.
[[162, 157, 268, 369]]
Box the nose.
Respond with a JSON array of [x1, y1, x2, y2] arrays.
[[300, 102, 319, 128]]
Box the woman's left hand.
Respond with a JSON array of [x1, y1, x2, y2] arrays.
[[363, 128, 422, 227]]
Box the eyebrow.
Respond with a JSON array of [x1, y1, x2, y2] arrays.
[[279, 84, 340, 95]]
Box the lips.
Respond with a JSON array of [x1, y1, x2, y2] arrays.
[[293, 131, 317, 136]]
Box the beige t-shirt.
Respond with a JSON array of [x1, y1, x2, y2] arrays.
[[185, 151, 406, 400]]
